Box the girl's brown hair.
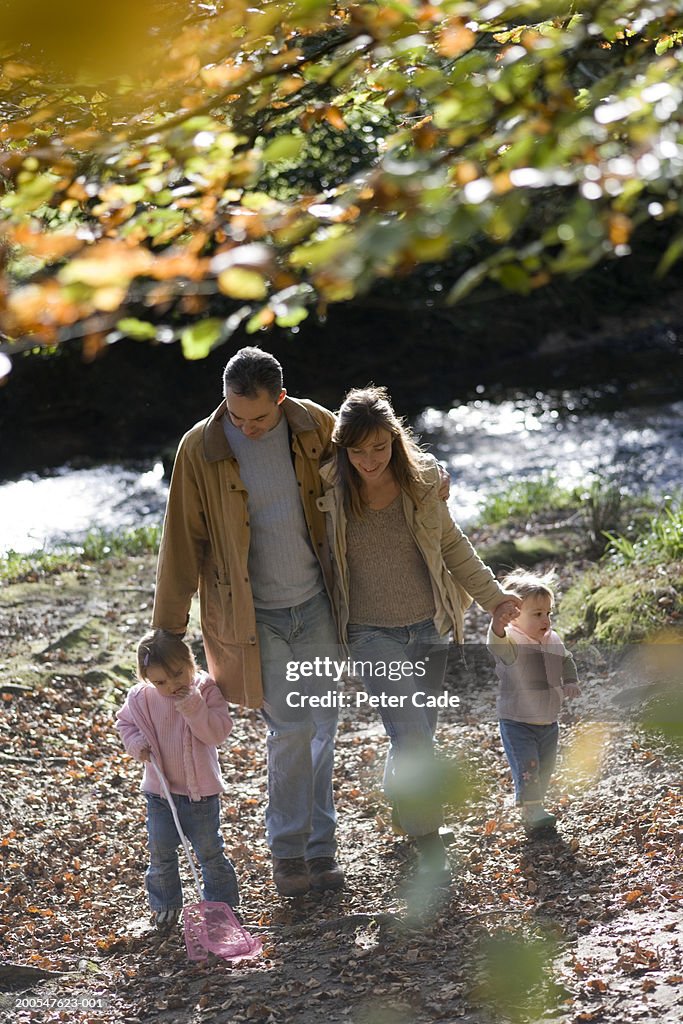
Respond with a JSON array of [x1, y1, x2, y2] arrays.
[[136, 629, 195, 682], [330, 385, 426, 517]]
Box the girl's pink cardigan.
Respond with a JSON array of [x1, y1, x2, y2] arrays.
[[116, 673, 232, 801]]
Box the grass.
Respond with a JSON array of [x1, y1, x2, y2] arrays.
[[0, 525, 161, 584], [476, 477, 681, 645], [560, 500, 682, 644], [603, 500, 683, 565], [559, 564, 682, 644], [478, 473, 578, 525], [3, 491, 680, 647]]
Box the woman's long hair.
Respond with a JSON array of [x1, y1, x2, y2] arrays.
[[330, 386, 426, 517]]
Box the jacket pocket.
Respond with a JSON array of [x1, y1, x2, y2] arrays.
[[202, 580, 236, 643]]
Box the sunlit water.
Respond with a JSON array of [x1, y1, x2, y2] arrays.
[[1, 394, 681, 555], [417, 395, 683, 524], [0, 462, 168, 555]]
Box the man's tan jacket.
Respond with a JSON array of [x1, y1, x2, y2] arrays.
[[152, 396, 335, 708]]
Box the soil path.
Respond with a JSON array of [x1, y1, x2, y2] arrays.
[[1, 556, 681, 1024]]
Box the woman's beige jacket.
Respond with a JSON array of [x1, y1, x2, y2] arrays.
[[317, 457, 507, 643]]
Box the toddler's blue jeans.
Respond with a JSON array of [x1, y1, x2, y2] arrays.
[[498, 719, 559, 805]]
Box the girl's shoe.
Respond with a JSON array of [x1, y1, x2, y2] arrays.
[[155, 908, 181, 932]]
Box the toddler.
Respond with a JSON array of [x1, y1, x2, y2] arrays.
[[487, 569, 581, 832], [116, 629, 239, 930]]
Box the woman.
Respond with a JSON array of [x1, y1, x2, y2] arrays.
[[319, 386, 519, 883]]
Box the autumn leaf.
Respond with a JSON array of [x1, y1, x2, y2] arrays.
[[438, 21, 476, 58]]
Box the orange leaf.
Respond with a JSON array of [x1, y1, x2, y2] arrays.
[[323, 106, 347, 131], [438, 22, 476, 58], [609, 213, 632, 246], [3, 61, 38, 79]]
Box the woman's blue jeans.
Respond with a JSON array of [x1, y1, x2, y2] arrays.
[[256, 591, 340, 860], [347, 618, 449, 837], [145, 792, 239, 912], [498, 719, 559, 805]]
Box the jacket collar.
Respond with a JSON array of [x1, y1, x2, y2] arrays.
[[508, 622, 553, 646], [319, 459, 337, 486], [202, 395, 323, 463]]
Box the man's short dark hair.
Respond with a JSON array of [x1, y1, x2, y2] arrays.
[[222, 346, 284, 400]]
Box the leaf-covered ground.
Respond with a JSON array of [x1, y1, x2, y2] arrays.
[[1, 554, 681, 1024]]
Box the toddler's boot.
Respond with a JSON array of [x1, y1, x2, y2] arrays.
[[415, 831, 451, 886], [521, 801, 556, 833]]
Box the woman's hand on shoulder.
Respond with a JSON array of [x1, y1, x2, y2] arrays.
[[414, 453, 450, 498]]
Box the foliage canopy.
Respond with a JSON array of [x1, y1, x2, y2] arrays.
[[1, 1, 683, 370]]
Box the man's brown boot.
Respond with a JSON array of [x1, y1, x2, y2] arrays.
[[272, 857, 310, 897], [307, 857, 345, 892]]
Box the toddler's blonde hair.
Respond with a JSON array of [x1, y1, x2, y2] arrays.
[[499, 568, 557, 606]]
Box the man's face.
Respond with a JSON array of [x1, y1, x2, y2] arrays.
[[225, 387, 286, 439]]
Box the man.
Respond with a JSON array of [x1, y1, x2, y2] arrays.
[[152, 346, 343, 897]]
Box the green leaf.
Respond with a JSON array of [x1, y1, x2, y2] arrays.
[[641, 692, 683, 748], [218, 267, 268, 300], [2, 173, 60, 214], [262, 134, 305, 164], [493, 264, 531, 294], [180, 319, 223, 360], [275, 305, 308, 328], [116, 317, 157, 341], [656, 231, 683, 278]]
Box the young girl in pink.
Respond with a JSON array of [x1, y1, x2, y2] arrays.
[[116, 629, 239, 930]]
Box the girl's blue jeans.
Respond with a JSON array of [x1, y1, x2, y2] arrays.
[[347, 617, 450, 837], [144, 792, 239, 913], [498, 719, 559, 805]]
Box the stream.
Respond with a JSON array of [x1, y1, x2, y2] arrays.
[[1, 390, 681, 556]]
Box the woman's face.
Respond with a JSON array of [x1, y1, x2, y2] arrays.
[[346, 428, 393, 485]]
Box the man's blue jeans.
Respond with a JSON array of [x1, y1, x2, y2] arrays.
[[256, 591, 340, 860], [347, 617, 450, 837], [498, 719, 559, 805], [145, 792, 239, 912]]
